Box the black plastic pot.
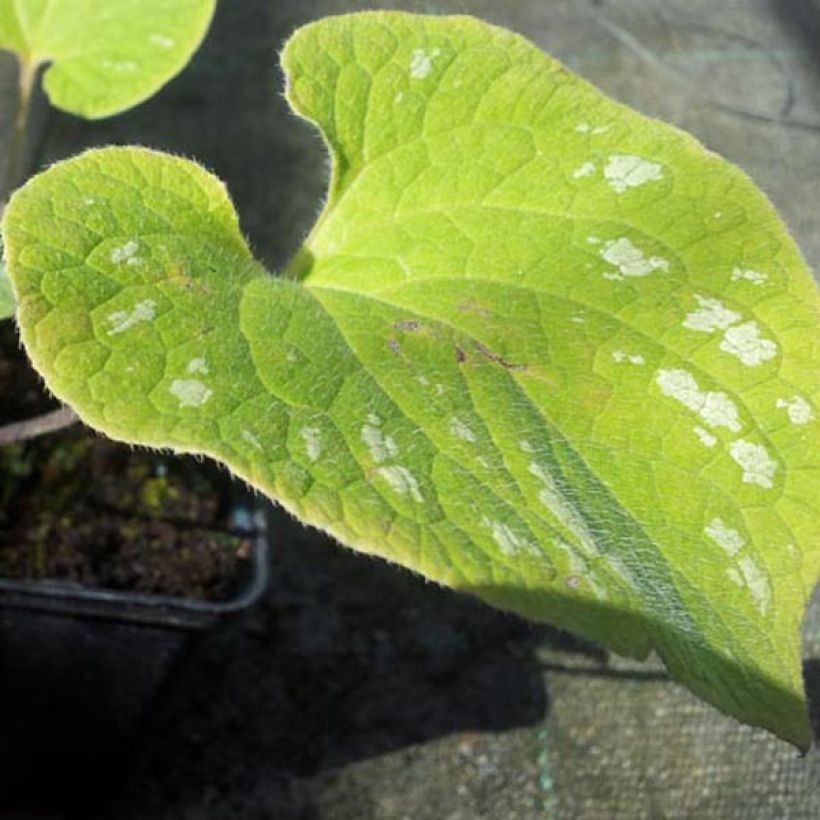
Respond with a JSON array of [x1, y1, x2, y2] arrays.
[[0, 497, 269, 811]]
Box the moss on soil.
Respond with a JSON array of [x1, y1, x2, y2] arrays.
[[0, 323, 253, 601]]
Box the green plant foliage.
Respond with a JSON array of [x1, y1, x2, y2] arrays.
[[3, 12, 819, 747], [0, 257, 13, 319], [0, 0, 216, 118]]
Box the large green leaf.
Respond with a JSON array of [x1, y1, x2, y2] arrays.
[[4, 12, 820, 747], [0, 0, 216, 118]]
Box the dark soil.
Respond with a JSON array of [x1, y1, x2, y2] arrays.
[[0, 322, 253, 601]]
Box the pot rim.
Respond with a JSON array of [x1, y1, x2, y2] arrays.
[[0, 500, 270, 630]]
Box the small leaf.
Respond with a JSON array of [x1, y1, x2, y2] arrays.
[[4, 12, 820, 747], [0, 256, 14, 319], [0, 0, 216, 118]]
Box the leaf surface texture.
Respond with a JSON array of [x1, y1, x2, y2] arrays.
[[4, 12, 820, 746], [0, 0, 215, 117]]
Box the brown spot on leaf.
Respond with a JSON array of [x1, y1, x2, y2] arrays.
[[458, 300, 492, 318], [455, 346, 467, 364], [394, 319, 420, 332], [473, 341, 527, 371], [389, 338, 401, 355]]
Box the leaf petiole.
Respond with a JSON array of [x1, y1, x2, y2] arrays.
[[0, 407, 79, 447], [3, 58, 39, 207]]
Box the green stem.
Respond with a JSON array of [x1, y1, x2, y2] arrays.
[[0, 60, 80, 447], [2, 58, 38, 205]]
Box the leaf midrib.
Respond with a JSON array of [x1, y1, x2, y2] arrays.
[[303, 273, 791, 652], [303, 278, 734, 644], [305, 272, 784, 492]]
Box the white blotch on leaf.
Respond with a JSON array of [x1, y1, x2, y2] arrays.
[[705, 517, 745, 556], [776, 396, 814, 425], [111, 240, 139, 265], [738, 555, 772, 614], [529, 462, 608, 563], [102, 59, 138, 72], [362, 418, 398, 464], [149, 33, 176, 48], [612, 350, 645, 365], [656, 369, 741, 432], [731, 267, 768, 285], [187, 357, 209, 375], [519, 440, 534, 453], [683, 296, 777, 368], [300, 427, 322, 462], [729, 439, 777, 489], [706, 517, 772, 613], [600, 238, 668, 279], [683, 295, 742, 333], [362, 413, 420, 499], [575, 122, 608, 134], [572, 161, 596, 179], [241, 430, 262, 451], [720, 322, 777, 368], [482, 517, 532, 557], [409, 47, 440, 79], [693, 426, 717, 448], [604, 155, 664, 194], [727, 568, 743, 586], [376, 465, 423, 502], [170, 379, 212, 408], [106, 299, 156, 335], [531, 461, 633, 588], [449, 417, 477, 442], [553, 539, 607, 598]]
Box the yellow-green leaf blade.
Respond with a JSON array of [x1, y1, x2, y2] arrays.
[[283, 12, 820, 747], [4, 12, 820, 749], [0, 0, 216, 118]]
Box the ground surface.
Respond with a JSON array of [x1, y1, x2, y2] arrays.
[[2, 0, 820, 817], [0, 319, 253, 602]]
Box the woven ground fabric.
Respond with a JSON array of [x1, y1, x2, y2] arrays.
[[299, 589, 820, 820]]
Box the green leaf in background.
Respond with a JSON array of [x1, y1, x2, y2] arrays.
[[0, 256, 14, 319], [4, 12, 820, 747], [0, 0, 216, 118]]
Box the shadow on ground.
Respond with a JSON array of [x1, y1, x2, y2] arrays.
[[770, 0, 820, 80], [88, 505, 577, 819]]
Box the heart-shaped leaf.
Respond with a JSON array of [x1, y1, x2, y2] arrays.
[[0, 0, 216, 118], [3, 12, 819, 747]]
